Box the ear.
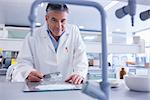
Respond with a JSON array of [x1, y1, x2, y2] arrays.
[[45, 15, 48, 21]]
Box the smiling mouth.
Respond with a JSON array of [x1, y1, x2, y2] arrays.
[[55, 28, 61, 31]]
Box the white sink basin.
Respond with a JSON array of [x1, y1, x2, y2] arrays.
[[124, 75, 150, 92]]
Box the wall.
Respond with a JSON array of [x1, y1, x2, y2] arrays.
[[0, 6, 5, 24]]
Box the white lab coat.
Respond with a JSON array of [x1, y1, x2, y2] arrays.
[[9, 24, 88, 82]]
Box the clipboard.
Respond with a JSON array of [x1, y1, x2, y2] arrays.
[[23, 80, 82, 92]]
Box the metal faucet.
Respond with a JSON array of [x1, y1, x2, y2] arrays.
[[29, 0, 109, 100]]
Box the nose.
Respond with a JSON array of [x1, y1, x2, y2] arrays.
[[56, 21, 62, 28]]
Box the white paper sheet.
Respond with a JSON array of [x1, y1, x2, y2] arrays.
[[35, 83, 81, 91]]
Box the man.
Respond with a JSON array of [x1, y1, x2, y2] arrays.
[[10, 3, 88, 85]]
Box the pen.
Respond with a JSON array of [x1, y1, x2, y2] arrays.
[[43, 72, 60, 79]]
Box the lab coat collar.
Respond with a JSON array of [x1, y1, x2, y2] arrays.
[[38, 24, 55, 53], [58, 26, 70, 49]]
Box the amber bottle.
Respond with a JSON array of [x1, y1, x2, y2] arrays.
[[120, 67, 126, 79]]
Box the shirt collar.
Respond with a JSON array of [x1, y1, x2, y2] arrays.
[[47, 29, 65, 42]]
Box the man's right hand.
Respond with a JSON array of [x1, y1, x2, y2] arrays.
[[27, 71, 43, 82]]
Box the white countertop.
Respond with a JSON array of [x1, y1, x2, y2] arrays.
[[0, 80, 149, 100]]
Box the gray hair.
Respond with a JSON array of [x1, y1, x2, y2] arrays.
[[46, 3, 69, 14]]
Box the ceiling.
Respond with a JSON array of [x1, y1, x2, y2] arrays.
[[0, 0, 149, 32], [116, 0, 150, 5]]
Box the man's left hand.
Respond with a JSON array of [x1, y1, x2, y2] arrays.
[[65, 74, 84, 85]]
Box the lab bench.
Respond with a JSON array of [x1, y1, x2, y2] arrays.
[[0, 81, 149, 100], [0, 75, 6, 82]]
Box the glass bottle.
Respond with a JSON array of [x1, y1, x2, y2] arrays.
[[120, 67, 126, 79], [0, 48, 3, 69]]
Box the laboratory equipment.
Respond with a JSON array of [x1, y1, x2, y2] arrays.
[[112, 56, 119, 67], [115, 0, 136, 26], [29, 0, 109, 100], [119, 67, 127, 79], [0, 48, 3, 69], [140, 9, 150, 21], [124, 75, 150, 92]]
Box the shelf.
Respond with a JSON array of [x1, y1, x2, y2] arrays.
[[88, 67, 100, 71], [0, 38, 23, 51], [0, 38, 142, 54], [108, 43, 141, 53], [5, 26, 30, 32], [128, 65, 150, 69], [85, 42, 141, 53]]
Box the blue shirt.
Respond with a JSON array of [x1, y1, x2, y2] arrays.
[[47, 30, 64, 52]]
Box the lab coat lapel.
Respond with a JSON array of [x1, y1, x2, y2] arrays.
[[58, 28, 70, 48], [41, 29, 55, 53]]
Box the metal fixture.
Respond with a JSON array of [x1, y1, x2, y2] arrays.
[[29, 0, 109, 100], [115, 0, 136, 26], [140, 9, 150, 21]]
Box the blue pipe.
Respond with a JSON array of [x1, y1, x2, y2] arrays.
[[29, 0, 109, 100]]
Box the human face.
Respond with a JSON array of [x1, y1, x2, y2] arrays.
[[45, 11, 68, 38]]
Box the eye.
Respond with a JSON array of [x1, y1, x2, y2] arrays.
[[51, 18, 57, 22], [61, 19, 66, 23]]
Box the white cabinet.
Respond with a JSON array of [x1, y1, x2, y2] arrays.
[[0, 38, 23, 51], [81, 30, 144, 53], [85, 42, 142, 53]]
